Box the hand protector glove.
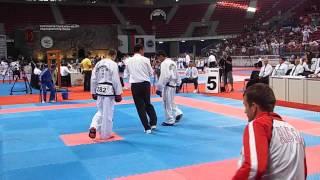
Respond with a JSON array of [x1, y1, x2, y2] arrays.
[[92, 94, 97, 100], [156, 90, 162, 97], [176, 87, 180, 94], [115, 95, 122, 102]]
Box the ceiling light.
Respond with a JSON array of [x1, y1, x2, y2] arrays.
[[247, 7, 257, 12]]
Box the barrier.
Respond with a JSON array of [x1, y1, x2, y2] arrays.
[[269, 76, 320, 106], [70, 72, 83, 86], [231, 55, 280, 67]]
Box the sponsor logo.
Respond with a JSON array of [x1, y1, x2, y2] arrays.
[[147, 40, 154, 48], [41, 36, 53, 49]]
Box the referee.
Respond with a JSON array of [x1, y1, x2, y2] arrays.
[[126, 44, 158, 134]]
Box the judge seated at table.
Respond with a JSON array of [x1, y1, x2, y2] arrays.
[[308, 63, 320, 78], [289, 59, 304, 77], [179, 63, 199, 93], [272, 57, 288, 76], [246, 58, 273, 88], [302, 58, 312, 76], [60, 62, 72, 87]]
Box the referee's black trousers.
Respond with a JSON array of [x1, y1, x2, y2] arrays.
[[131, 81, 157, 130], [83, 70, 92, 91]]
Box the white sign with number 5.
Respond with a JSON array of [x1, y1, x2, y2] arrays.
[[205, 68, 220, 93]]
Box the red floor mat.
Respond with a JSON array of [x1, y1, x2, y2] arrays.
[[1, 83, 320, 112]]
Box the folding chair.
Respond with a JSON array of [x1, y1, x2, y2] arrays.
[[182, 80, 200, 93], [39, 86, 68, 102]]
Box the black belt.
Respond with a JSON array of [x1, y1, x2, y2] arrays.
[[99, 82, 113, 85], [166, 83, 176, 88], [132, 81, 150, 84]]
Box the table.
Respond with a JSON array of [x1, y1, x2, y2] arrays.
[[269, 76, 320, 105], [70, 72, 84, 86]]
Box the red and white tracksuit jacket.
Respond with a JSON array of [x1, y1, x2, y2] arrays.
[[233, 112, 307, 180]]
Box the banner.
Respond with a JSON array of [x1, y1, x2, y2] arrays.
[[37, 25, 117, 50], [118, 35, 155, 53], [135, 35, 156, 53], [39, 24, 80, 31], [150, 9, 167, 21], [0, 35, 7, 59], [118, 35, 128, 53]]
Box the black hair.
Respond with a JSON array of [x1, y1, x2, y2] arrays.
[[134, 44, 144, 53], [244, 83, 276, 112], [156, 50, 167, 57]]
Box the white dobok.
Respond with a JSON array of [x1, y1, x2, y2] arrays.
[[90, 58, 122, 139], [157, 58, 183, 124]]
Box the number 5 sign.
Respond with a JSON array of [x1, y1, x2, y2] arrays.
[[205, 68, 220, 93]]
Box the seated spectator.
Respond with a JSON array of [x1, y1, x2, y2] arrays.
[[302, 28, 310, 42], [241, 46, 246, 55], [179, 63, 199, 93], [272, 57, 288, 76]]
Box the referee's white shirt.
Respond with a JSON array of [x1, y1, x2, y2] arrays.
[[126, 53, 154, 83]]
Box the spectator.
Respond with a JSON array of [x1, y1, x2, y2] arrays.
[[60, 62, 72, 87]]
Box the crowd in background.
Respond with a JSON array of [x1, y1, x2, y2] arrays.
[[209, 4, 320, 57], [2, 2, 320, 96]]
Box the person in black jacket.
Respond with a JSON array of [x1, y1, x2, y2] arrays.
[[224, 55, 234, 92]]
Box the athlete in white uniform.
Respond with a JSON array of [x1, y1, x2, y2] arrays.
[[185, 53, 191, 67], [89, 49, 123, 140], [156, 51, 183, 126], [177, 56, 184, 69]]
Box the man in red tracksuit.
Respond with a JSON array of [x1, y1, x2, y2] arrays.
[[233, 83, 307, 180]]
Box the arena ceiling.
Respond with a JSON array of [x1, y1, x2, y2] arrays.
[[0, 0, 215, 6]]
